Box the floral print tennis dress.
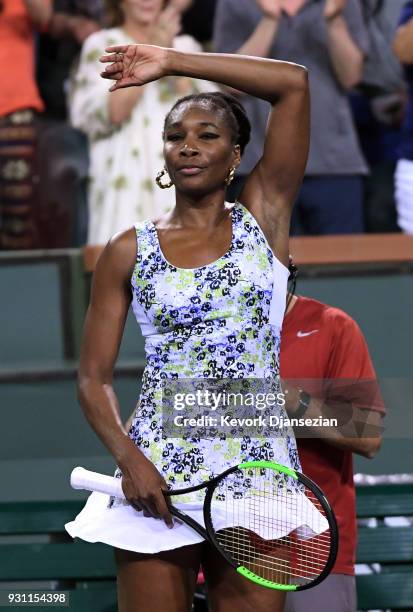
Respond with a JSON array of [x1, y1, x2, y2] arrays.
[[65, 201, 302, 552], [111, 201, 300, 504]]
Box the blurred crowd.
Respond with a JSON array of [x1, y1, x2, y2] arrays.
[[0, 0, 412, 248]]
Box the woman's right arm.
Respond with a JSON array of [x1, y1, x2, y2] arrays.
[[78, 229, 173, 526], [78, 230, 136, 466]]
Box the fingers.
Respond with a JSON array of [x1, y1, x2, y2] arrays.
[[130, 496, 155, 517], [105, 45, 129, 54], [131, 500, 143, 512], [129, 491, 174, 528], [100, 62, 123, 75], [99, 54, 115, 63], [100, 69, 127, 91], [100, 70, 122, 90], [108, 79, 137, 92], [100, 54, 125, 65], [100, 57, 123, 86], [101, 71, 122, 82], [155, 493, 174, 529], [101, 71, 122, 81]]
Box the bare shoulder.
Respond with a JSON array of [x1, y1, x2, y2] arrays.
[[95, 227, 138, 285]]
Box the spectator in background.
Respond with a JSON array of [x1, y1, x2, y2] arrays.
[[351, 0, 406, 233], [0, 0, 51, 249], [393, 1, 413, 234], [213, 0, 369, 235], [37, 1, 104, 122], [69, 0, 217, 245], [35, 1, 104, 248], [359, 0, 406, 105], [281, 266, 384, 612]]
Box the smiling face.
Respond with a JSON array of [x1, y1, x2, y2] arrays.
[[163, 101, 241, 196]]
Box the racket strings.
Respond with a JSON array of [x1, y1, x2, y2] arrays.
[[216, 533, 329, 568], [210, 467, 332, 586], [216, 534, 328, 571], [228, 499, 331, 545], [221, 513, 332, 549]]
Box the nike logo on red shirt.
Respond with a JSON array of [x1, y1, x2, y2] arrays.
[[297, 329, 319, 338]]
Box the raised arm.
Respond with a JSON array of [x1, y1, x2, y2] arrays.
[[167, 50, 309, 267], [23, 0, 52, 29], [78, 229, 173, 526], [323, 0, 366, 90], [100, 45, 309, 265], [212, 0, 281, 99], [47, 13, 100, 43], [213, 0, 282, 59]]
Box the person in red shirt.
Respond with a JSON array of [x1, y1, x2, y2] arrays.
[[0, 0, 51, 249], [282, 264, 385, 612]]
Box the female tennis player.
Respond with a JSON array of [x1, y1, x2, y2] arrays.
[[65, 41, 310, 612]]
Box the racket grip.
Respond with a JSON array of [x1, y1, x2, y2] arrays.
[[70, 466, 125, 499]]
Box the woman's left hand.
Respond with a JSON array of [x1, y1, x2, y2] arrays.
[[100, 44, 169, 91]]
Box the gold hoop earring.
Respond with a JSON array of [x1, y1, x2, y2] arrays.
[[225, 166, 236, 186], [156, 167, 173, 189]]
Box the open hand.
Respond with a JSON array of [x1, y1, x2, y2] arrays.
[[100, 44, 169, 91]]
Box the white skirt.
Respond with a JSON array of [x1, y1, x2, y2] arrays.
[[65, 492, 205, 553], [65, 490, 329, 554]]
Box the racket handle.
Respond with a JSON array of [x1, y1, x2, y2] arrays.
[[70, 466, 125, 499]]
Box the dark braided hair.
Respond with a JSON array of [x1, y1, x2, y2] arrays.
[[163, 92, 251, 155]]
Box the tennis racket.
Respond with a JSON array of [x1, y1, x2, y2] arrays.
[[71, 460, 338, 591]]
